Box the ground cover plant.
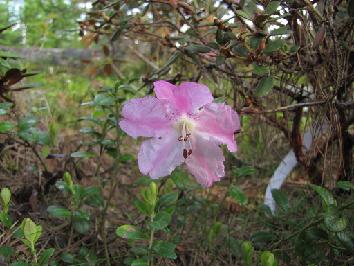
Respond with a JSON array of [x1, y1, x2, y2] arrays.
[[0, 0, 353, 265]]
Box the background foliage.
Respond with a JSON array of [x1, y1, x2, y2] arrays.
[[0, 0, 353, 265]]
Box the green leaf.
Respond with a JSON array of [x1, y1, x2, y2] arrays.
[[216, 55, 226, 66], [142, 182, 158, 208], [260, 251, 277, 266], [185, 44, 211, 54], [0, 103, 12, 115], [38, 248, 55, 266], [61, 252, 75, 264], [249, 36, 262, 50], [152, 240, 177, 259], [269, 27, 291, 36], [289, 45, 299, 54], [216, 29, 228, 45], [119, 153, 135, 163], [232, 44, 248, 57], [235, 10, 252, 20], [0, 121, 14, 133], [150, 211, 172, 230], [47, 205, 71, 219], [73, 220, 90, 234], [131, 259, 148, 266], [207, 41, 219, 49], [63, 172, 74, 192], [70, 151, 96, 158], [0, 212, 12, 227], [228, 237, 242, 256], [255, 76, 274, 97], [252, 64, 269, 75], [171, 169, 192, 189], [208, 222, 224, 249], [259, 204, 273, 218], [0, 246, 15, 258], [134, 176, 152, 186], [116, 225, 147, 240], [82, 186, 104, 207], [229, 186, 248, 206], [232, 166, 255, 177], [158, 192, 178, 208], [241, 241, 254, 266], [264, 39, 284, 54], [22, 218, 42, 248], [271, 189, 289, 211], [243, 0, 257, 14], [0, 187, 11, 210], [336, 181, 354, 191], [130, 246, 148, 256], [324, 210, 347, 232], [309, 184, 337, 209], [93, 94, 114, 106], [72, 210, 91, 234], [213, 97, 226, 103], [251, 231, 277, 246], [134, 199, 153, 216], [336, 231, 354, 251], [265, 1, 280, 15]]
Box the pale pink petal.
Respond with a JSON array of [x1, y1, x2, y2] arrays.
[[195, 103, 240, 152], [153, 80, 176, 100], [186, 135, 225, 187], [179, 82, 213, 112], [138, 130, 185, 179], [119, 96, 171, 138], [153, 80, 213, 114]]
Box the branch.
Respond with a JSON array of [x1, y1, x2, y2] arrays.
[[243, 100, 354, 114]]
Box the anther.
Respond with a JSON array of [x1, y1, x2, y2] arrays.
[[183, 149, 188, 159], [184, 133, 191, 141], [178, 136, 184, 141], [188, 149, 192, 156]]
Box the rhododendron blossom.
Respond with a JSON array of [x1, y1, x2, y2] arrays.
[[119, 81, 240, 187]]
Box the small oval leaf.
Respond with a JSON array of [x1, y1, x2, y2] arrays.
[[255, 77, 274, 97]]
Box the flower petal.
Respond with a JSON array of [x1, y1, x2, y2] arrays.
[[153, 80, 176, 101], [153, 80, 213, 114], [138, 130, 185, 179], [196, 103, 240, 152], [179, 82, 213, 111], [186, 135, 225, 187], [119, 96, 171, 138]]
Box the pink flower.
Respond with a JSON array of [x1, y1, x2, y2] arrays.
[[119, 81, 240, 187]]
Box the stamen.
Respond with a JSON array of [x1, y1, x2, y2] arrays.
[[183, 133, 191, 141], [177, 118, 194, 159], [183, 149, 188, 159]]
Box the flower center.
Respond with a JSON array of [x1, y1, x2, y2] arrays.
[[175, 115, 195, 159]]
